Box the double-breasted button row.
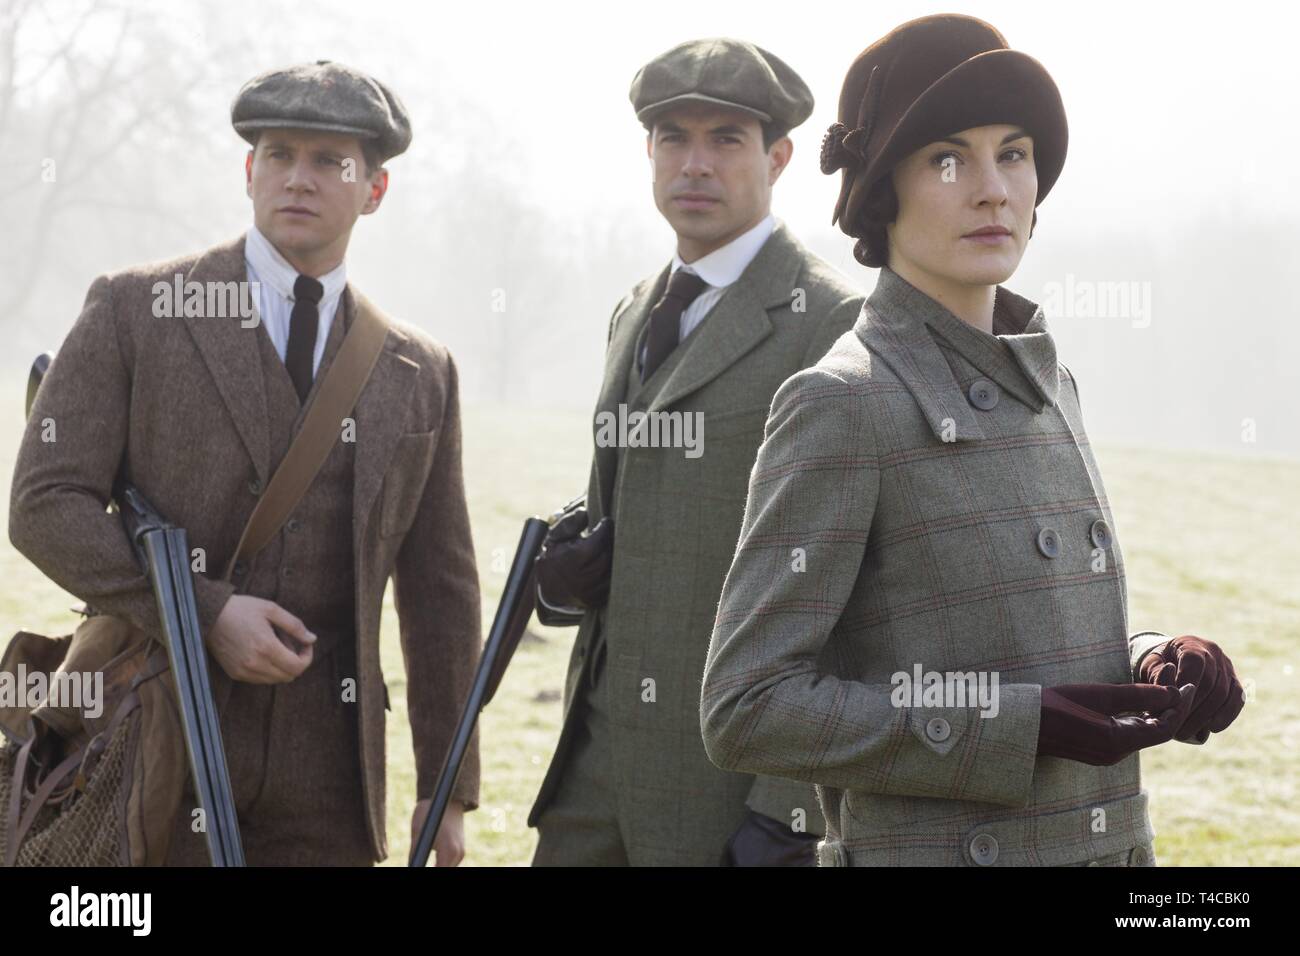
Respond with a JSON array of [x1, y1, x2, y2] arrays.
[[968, 378, 999, 411], [1035, 519, 1113, 559], [970, 833, 999, 865]]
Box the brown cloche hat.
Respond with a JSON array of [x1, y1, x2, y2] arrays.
[[821, 14, 1068, 235]]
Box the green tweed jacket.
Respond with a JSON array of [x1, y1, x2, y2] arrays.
[[702, 264, 1172, 867], [528, 221, 864, 864]]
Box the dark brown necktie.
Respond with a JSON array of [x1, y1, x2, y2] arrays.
[[641, 268, 708, 383], [286, 274, 323, 403]]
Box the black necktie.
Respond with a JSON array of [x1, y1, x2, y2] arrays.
[[642, 269, 708, 383], [286, 274, 323, 403]]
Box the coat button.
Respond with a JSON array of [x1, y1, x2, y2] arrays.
[[232, 560, 247, 577], [282, 566, 294, 579], [1086, 859, 1102, 867], [968, 378, 999, 410], [248, 477, 263, 496], [286, 518, 302, 533], [1036, 527, 1061, 558], [1129, 845, 1150, 866], [970, 833, 999, 865], [925, 717, 951, 742], [1089, 518, 1111, 549]]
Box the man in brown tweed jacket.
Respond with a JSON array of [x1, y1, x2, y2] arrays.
[[8, 61, 481, 866]]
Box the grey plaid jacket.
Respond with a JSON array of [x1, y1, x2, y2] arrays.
[[701, 265, 1171, 866]]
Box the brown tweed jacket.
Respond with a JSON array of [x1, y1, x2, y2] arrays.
[[8, 235, 481, 861], [702, 264, 1172, 866]]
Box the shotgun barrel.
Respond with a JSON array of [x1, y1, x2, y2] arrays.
[[409, 515, 549, 867], [27, 354, 245, 866]]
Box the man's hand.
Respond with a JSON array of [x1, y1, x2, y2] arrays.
[[206, 594, 316, 683], [1137, 635, 1245, 742], [720, 809, 819, 867], [1037, 682, 1196, 765], [411, 798, 465, 867], [534, 507, 614, 611]]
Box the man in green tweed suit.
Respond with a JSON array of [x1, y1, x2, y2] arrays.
[[527, 38, 864, 866], [701, 14, 1244, 867]]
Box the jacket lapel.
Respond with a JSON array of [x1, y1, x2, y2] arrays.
[[994, 290, 1061, 408], [182, 235, 272, 483], [589, 220, 804, 513], [183, 240, 416, 548], [590, 269, 666, 519], [347, 288, 417, 552], [855, 266, 988, 443], [646, 221, 801, 414], [857, 267, 1061, 443]]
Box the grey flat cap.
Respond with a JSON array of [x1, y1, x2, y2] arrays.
[[231, 60, 412, 162], [630, 38, 814, 131]]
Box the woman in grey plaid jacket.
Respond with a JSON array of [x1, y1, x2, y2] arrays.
[[700, 14, 1244, 867]]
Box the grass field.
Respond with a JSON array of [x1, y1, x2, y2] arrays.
[[1, 389, 1295, 866]]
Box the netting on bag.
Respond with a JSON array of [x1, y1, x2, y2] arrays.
[[0, 713, 133, 867]]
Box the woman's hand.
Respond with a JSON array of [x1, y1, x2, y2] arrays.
[[1037, 682, 1195, 765], [1137, 635, 1246, 742]]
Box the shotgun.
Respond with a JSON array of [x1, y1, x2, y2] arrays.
[[27, 353, 244, 866]]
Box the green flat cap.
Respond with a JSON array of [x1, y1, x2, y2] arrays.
[[629, 38, 814, 130], [231, 60, 412, 162]]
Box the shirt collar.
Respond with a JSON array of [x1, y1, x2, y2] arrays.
[[244, 224, 348, 304], [670, 213, 775, 287]]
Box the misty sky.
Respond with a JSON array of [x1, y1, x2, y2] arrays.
[[6, 0, 1298, 458]]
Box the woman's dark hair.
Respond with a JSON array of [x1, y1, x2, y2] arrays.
[[850, 173, 1038, 268]]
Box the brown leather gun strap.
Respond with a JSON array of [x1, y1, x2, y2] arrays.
[[221, 293, 389, 582]]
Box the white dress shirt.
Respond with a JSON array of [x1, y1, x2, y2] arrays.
[[244, 224, 347, 377], [639, 213, 775, 368]]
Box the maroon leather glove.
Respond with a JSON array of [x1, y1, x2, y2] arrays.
[[719, 809, 819, 867], [534, 507, 614, 612], [1037, 682, 1196, 766], [1138, 635, 1245, 742]]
